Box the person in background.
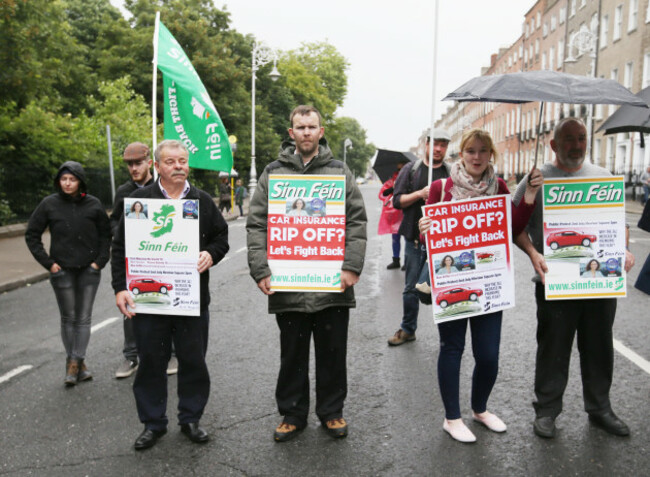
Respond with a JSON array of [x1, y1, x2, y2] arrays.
[[387, 129, 451, 346], [26, 161, 111, 386], [378, 159, 407, 270], [234, 179, 246, 218]]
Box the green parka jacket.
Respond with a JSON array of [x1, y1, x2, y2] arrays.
[[246, 137, 367, 314]]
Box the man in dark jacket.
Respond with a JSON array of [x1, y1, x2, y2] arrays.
[[111, 139, 229, 450], [247, 105, 367, 442], [387, 130, 451, 346], [110, 142, 156, 379]]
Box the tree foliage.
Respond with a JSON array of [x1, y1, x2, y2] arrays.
[[0, 0, 375, 224]]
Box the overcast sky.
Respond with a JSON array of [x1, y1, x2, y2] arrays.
[[222, 1, 531, 151], [112, 1, 531, 151]]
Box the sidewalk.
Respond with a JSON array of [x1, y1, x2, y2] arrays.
[[0, 198, 250, 294]]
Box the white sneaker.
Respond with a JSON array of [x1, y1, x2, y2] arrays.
[[472, 411, 507, 433], [443, 418, 476, 443], [415, 282, 431, 294]]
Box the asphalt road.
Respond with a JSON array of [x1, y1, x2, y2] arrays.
[[1, 183, 649, 476]]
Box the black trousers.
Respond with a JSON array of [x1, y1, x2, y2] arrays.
[[275, 307, 349, 428], [533, 284, 616, 418], [132, 310, 210, 431]]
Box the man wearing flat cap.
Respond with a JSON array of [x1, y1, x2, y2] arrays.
[[110, 142, 155, 379]]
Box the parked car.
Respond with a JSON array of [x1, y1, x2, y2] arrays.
[[546, 230, 597, 250], [435, 287, 483, 308], [129, 278, 173, 295]]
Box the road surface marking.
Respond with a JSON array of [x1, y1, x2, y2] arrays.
[[218, 246, 247, 264], [91, 317, 120, 333], [0, 365, 33, 384], [614, 338, 650, 375]]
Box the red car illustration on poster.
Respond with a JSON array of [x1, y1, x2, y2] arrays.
[[546, 230, 597, 250], [435, 287, 483, 308], [476, 252, 494, 260], [129, 278, 173, 295]]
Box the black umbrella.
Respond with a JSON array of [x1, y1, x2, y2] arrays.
[[372, 149, 417, 183], [443, 70, 648, 166], [596, 85, 650, 147]]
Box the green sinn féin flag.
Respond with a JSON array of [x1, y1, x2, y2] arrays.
[[156, 21, 233, 172]]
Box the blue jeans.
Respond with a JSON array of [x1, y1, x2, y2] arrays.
[[400, 240, 428, 335], [391, 233, 401, 259], [437, 311, 502, 419], [49, 266, 101, 360]]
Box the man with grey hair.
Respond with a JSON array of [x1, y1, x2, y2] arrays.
[[111, 139, 229, 450], [513, 117, 635, 439], [387, 129, 451, 346]]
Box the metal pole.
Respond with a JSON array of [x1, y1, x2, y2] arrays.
[[428, 0, 440, 185], [152, 12, 160, 181], [107, 124, 115, 203], [249, 46, 257, 199]]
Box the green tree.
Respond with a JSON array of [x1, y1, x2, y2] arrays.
[[326, 116, 376, 177], [0, 102, 84, 219], [0, 0, 90, 113]]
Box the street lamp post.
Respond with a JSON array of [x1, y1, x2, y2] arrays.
[[343, 138, 353, 166], [250, 42, 281, 198], [565, 24, 598, 162]]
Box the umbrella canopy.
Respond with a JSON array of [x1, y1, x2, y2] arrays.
[[443, 70, 648, 107], [371, 149, 418, 183], [596, 86, 650, 137]]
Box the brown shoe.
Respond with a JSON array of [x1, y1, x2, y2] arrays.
[[65, 359, 79, 386], [77, 360, 93, 382], [324, 418, 348, 438], [274, 421, 302, 442], [387, 329, 416, 346]]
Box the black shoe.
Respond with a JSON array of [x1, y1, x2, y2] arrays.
[[180, 422, 209, 443], [401, 264, 406, 271], [324, 418, 348, 438], [533, 416, 556, 438], [273, 421, 303, 442], [589, 411, 630, 436], [134, 428, 167, 450], [387, 258, 400, 270]]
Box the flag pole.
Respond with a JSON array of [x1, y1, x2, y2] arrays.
[[152, 11, 160, 180], [428, 0, 440, 185]]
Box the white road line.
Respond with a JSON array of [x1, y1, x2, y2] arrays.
[[0, 365, 34, 384], [219, 246, 247, 264], [614, 338, 650, 375], [91, 316, 120, 333]]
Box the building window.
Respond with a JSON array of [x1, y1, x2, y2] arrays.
[[646, 1, 650, 23], [537, 12, 541, 29], [543, 22, 548, 37], [570, 0, 576, 17], [624, 61, 634, 88], [601, 15, 609, 48], [560, 7, 566, 24], [551, 15, 557, 31], [629, 0, 638, 31], [580, 0, 586, 8], [643, 53, 650, 88], [613, 5, 623, 41], [558, 39, 564, 64], [550, 46, 555, 70], [542, 52, 547, 70]]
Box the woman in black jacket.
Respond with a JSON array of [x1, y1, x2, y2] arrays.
[[26, 161, 111, 386]]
